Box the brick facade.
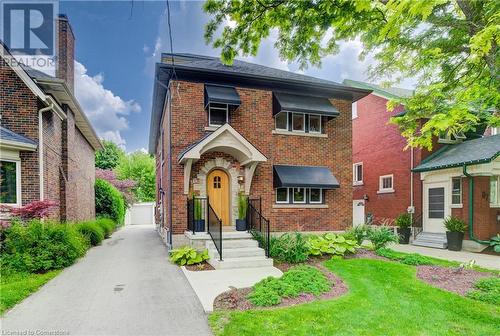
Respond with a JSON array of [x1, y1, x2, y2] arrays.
[[1, 16, 96, 222], [156, 80, 352, 236]]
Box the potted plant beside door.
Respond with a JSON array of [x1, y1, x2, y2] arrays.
[[395, 213, 412, 244], [236, 193, 247, 231], [194, 198, 205, 232], [444, 216, 467, 251]]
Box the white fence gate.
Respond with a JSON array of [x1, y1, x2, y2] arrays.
[[125, 202, 155, 226]]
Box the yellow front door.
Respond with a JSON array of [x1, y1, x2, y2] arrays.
[[207, 169, 230, 225]]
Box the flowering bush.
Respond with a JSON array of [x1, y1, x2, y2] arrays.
[[95, 169, 136, 205]]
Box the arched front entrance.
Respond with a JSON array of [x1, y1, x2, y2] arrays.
[[207, 169, 230, 225]]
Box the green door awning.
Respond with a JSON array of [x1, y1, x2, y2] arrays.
[[204, 85, 241, 108]]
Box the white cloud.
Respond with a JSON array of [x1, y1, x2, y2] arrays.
[[74, 61, 141, 149]]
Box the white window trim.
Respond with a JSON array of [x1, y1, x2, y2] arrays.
[[0, 158, 22, 207], [308, 114, 322, 134], [291, 113, 305, 133], [309, 188, 322, 204], [352, 101, 358, 119], [276, 187, 289, 204], [353, 162, 363, 186], [377, 174, 394, 193], [275, 111, 289, 131], [208, 104, 229, 127], [292, 187, 306, 203], [451, 177, 462, 208], [490, 176, 500, 208]]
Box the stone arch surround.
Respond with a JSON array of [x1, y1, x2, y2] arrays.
[[193, 157, 241, 227]]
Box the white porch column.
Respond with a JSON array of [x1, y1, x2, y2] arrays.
[[244, 162, 259, 195], [183, 159, 193, 195]]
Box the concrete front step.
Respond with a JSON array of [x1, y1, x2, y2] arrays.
[[412, 232, 447, 249], [206, 239, 258, 249], [208, 247, 265, 259], [412, 240, 447, 249], [208, 256, 273, 269]]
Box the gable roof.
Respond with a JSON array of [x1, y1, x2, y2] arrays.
[[149, 53, 372, 153], [343, 79, 413, 100], [413, 135, 500, 172]]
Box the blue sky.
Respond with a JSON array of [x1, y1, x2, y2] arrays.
[[61, 0, 412, 152]]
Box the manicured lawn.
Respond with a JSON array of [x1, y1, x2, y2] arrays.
[[209, 259, 500, 335], [1, 270, 61, 315]]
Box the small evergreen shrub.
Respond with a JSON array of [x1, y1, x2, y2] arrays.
[[248, 265, 331, 306], [443, 216, 467, 233], [95, 178, 125, 225], [368, 226, 399, 250], [1, 220, 87, 273], [467, 277, 500, 305], [238, 193, 247, 220], [395, 213, 412, 229], [95, 218, 116, 238], [77, 221, 105, 246], [170, 246, 209, 265]]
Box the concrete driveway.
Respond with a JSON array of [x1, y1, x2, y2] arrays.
[[1, 225, 212, 336]]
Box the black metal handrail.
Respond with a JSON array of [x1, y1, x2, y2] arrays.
[[187, 197, 207, 234], [412, 213, 423, 239], [207, 200, 223, 261], [247, 197, 271, 257]]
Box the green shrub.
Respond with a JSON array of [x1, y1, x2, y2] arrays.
[[95, 178, 125, 225], [368, 226, 399, 250], [95, 218, 116, 238], [395, 213, 412, 229], [194, 198, 203, 221], [443, 216, 467, 233], [307, 233, 358, 258], [467, 277, 500, 305], [345, 225, 372, 245], [170, 246, 209, 265], [76, 221, 105, 246], [248, 265, 330, 306], [489, 234, 500, 253], [238, 193, 247, 220], [1, 220, 87, 273], [269, 232, 309, 263]]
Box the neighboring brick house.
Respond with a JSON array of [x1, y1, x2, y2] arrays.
[[345, 79, 499, 251], [149, 54, 371, 250], [0, 15, 101, 222]]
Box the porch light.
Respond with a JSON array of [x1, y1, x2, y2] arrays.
[[363, 194, 369, 201], [237, 175, 245, 184]]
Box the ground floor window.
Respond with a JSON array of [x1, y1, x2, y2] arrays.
[[275, 187, 324, 204], [490, 176, 500, 207], [0, 160, 20, 205], [451, 177, 462, 205], [378, 174, 394, 193]]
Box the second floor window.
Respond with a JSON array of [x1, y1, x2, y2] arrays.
[[451, 177, 462, 205], [208, 103, 228, 127], [274, 111, 323, 134]]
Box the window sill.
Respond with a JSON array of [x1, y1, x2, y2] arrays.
[[377, 189, 395, 194], [273, 204, 328, 209], [451, 204, 463, 208], [272, 130, 327, 138], [353, 181, 364, 186], [205, 126, 220, 131], [490, 204, 500, 208]]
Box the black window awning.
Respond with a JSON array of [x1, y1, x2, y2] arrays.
[[273, 165, 340, 189], [204, 85, 241, 108], [273, 92, 339, 117]]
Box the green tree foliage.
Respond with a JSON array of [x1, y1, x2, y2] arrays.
[[115, 151, 156, 202], [95, 140, 125, 169], [95, 179, 125, 224], [204, 0, 500, 149]]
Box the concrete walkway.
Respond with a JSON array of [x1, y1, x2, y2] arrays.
[[1, 225, 212, 336], [182, 266, 282, 312], [391, 244, 500, 270]]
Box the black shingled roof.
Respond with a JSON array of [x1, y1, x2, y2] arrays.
[[1, 126, 37, 146]]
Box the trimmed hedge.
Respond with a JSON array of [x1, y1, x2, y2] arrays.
[[77, 221, 105, 246], [95, 178, 125, 225], [95, 218, 115, 238]]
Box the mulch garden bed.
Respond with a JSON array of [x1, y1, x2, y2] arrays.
[[213, 258, 348, 311], [416, 265, 493, 296], [184, 261, 215, 271]]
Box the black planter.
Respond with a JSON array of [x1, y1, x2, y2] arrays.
[[236, 219, 247, 231], [397, 227, 411, 244], [194, 219, 205, 232], [446, 231, 464, 251]]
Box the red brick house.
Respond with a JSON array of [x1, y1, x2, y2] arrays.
[[149, 54, 371, 260], [0, 15, 101, 222], [345, 79, 499, 251]]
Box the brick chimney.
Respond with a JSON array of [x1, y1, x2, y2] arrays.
[[56, 14, 75, 93]]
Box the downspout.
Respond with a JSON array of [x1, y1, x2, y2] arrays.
[[462, 164, 490, 245], [38, 103, 54, 200]]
